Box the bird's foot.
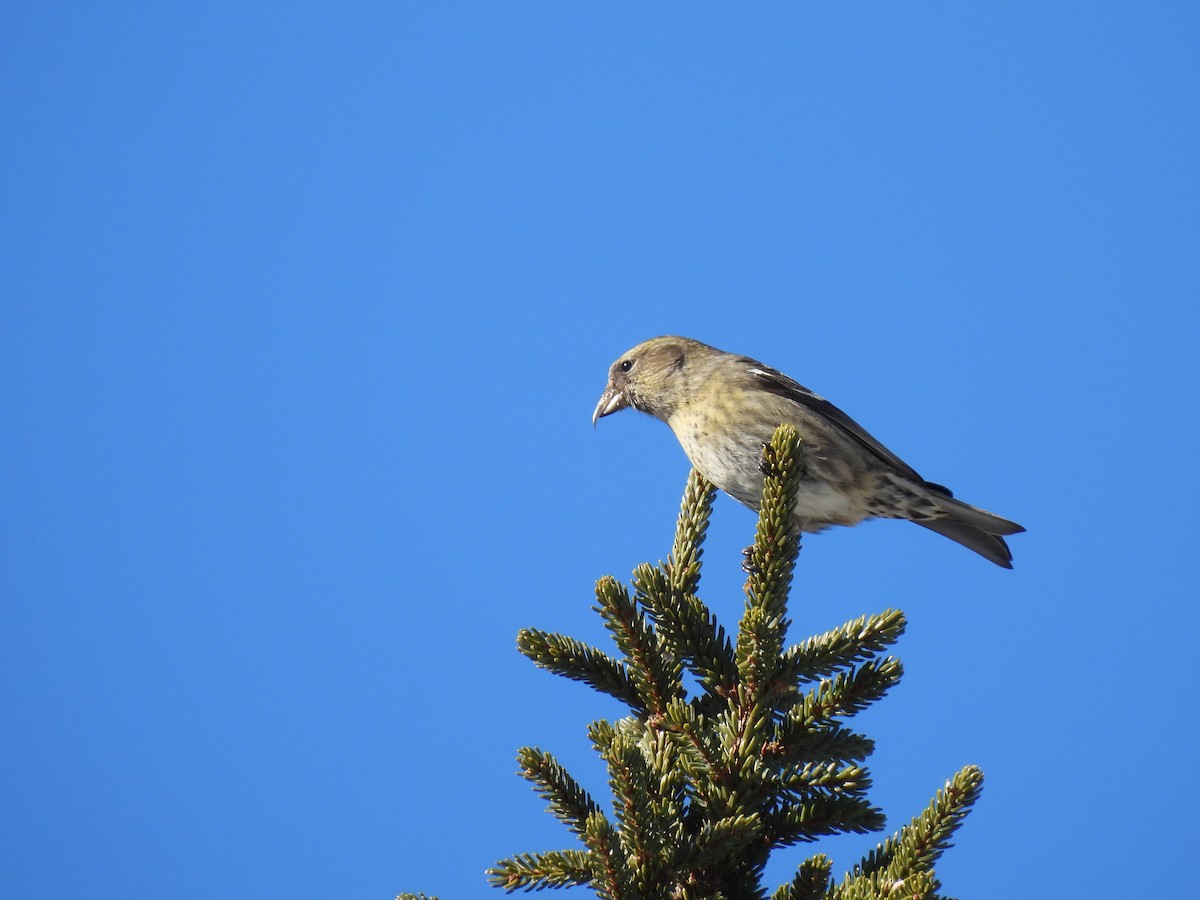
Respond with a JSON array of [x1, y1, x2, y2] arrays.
[[757, 443, 774, 477]]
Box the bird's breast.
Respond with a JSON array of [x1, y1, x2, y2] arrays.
[[669, 407, 873, 531]]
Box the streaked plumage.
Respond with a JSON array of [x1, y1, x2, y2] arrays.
[[593, 336, 1024, 568]]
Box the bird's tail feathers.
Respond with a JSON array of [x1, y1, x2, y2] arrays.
[[913, 490, 1025, 568], [913, 518, 1015, 569], [932, 493, 1025, 536]]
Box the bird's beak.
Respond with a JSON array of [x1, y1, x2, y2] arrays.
[[592, 385, 629, 427]]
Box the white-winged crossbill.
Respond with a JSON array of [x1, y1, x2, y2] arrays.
[[594, 336, 1024, 567]]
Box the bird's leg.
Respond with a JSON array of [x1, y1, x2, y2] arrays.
[[758, 439, 808, 480], [756, 442, 775, 477]]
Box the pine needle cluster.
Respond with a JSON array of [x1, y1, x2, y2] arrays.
[[403, 425, 984, 900]]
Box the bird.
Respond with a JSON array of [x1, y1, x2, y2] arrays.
[[592, 336, 1024, 568]]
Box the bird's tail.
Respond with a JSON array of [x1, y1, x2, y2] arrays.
[[915, 488, 1025, 569]]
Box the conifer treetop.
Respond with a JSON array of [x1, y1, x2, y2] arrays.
[[401, 426, 984, 900]]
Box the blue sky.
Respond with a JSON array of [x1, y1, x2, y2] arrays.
[[3, 4, 1197, 898]]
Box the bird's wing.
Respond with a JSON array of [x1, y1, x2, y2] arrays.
[[743, 361, 926, 484]]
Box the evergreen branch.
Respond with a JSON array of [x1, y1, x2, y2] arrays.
[[660, 698, 721, 794], [778, 610, 906, 685], [595, 575, 683, 718], [490, 438, 986, 899], [713, 685, 776, 812], [689, 812, 764, 868], [771, 854, 832, 900], [642, 468, 732, 699], [517, 747, 602, 840], [517, 628, 644, 712], [634, 563, 737, 698], [664, 468, 718, 598], [783, 657, 904, 731], [738, 426, 804, 692], [598, 727, 662, 884], [583, 811, 637, 899], [831, 869, 937, 900], [635, 725, 689, 839], [675, 822, 773, 900], [848, 765, 984, 890], [588, 717, 618, 754], [735, 606, 788, 704], [764, 795, 886, 847], [762, 724, 875, 769], [776, 761, 873, 800], [717, 426, 808, 807], [744, 425, 804, 618], [487, 850, 592, 892]]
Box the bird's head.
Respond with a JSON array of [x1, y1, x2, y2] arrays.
[[593, 336, 706, 426]]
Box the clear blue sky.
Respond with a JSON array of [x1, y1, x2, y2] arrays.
[[3, 4, 1197, 898]]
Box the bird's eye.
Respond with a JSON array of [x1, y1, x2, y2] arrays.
[[619, 359, 634, 373]]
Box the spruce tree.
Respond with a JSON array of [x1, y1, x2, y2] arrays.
[[402, 425, 983, 900]]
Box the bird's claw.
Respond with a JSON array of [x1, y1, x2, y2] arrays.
[[741, 545, 758, 575], [757, 443, 774, 477]]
